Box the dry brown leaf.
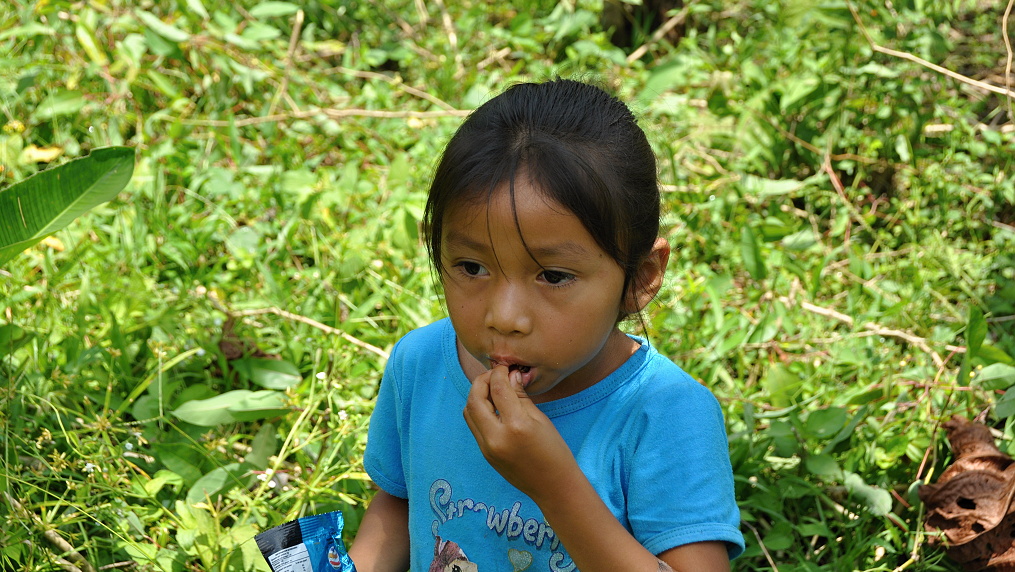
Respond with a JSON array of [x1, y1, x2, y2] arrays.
[[920, 416, 1015, 571]]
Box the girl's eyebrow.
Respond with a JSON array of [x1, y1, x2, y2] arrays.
[[444, 229, 490, 253], [528, 241, 592, 259], [444, 230, 592, 260]]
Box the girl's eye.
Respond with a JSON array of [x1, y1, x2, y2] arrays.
[[456, 261, 488, 277], [540, 270, 576, 286]]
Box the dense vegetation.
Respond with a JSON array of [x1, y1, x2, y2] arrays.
[[2, 0, 1014, 570]]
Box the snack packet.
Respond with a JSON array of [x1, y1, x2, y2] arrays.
[[255, 510, 357, 572]]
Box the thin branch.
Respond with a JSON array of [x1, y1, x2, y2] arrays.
[[627, 5, 691, 63], [21, 541, 84, 572], [324, 66, 458, 111], [779, 297, 965, 369], [432, 0, 463, 80], [201, 289, 390, 360], [477, 47, 512, 70], [1004, 0, 1014, 122], [741, 520, 780, 572], [6, 493, 97, 572], [267, 9, 304, 117], [157, 107, 470, 128], [849, 1, 1015, 100]]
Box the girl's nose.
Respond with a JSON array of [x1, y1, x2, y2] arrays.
[[484, 282, 532, 335]]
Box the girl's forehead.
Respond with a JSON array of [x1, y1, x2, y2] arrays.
[[442, 182, 602, 260], [446, 180, 572, 225]]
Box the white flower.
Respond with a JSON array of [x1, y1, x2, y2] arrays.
[[124, 442, 134, 451], [338, 410, 348, 421], [83, 463, 96, 473], [315, 372, 326, 380]]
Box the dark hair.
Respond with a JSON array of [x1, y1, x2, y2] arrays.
[[423, 79, 661, 317]]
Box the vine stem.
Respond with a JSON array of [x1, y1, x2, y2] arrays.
[[847, 0, 1015, 100]]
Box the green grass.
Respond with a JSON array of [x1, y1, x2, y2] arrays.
[[2, 0, 1014, 570]]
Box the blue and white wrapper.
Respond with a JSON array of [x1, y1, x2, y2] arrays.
[[255, 510, 357, 572]]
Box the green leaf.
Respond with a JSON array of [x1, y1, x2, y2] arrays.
[[0, 23, 55, 41], [249, 2, 300, 17], [740, 225, 766, 281], [246, 423, 277, 467], [959, 306, 988, 385], [136, 11, 191, 43], [186, 463, 249, 504], [804, 407, 847, 439], [0, 147, 134, 266], [739, 174, 806, 197], [241, 22, 282, 42], [779, 76, 820, 112], [975, 363, 1015, 391], [170, 389, 288, 426], [781, 229, 818, 251], [805, 454, 842, 477], [185, 0, 210, 20], [225, 226, 261, 263], [966, 307, 987, 357], [0, 324, 32, 356], [76, 24, 109, 66], [894, 133, 912, 163], [978, 344, 1014, 365], [32, 90, 86, 121], [761, 521, 795, 551], [759, 217, 794, 241], [171, 390, 253, 426], [226, 390, 288, 421], [995, 390, 1015, 419], [763, 364, 802, 409], [844, 472, 892, 516], [144, 469, 185, 496], [233, 358, 303, 389]]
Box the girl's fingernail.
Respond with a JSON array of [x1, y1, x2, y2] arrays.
[[510, 370, 522, 387]]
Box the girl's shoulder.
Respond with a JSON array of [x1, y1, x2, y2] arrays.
[[626, 347, 723, 418], [388, 318, 452, 362]]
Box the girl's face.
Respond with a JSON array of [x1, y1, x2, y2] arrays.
[[441, 179, 652, 403]]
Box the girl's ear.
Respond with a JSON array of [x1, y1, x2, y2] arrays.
[[624, 238, 671, 314]]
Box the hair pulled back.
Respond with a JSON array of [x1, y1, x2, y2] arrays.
[[423, 79, 660, 302]]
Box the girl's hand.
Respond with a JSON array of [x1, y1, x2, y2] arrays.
[[463, 366, 731, 572], [462, 365, 581, 500]]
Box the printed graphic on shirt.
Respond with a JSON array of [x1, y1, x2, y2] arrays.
[[429, 536, 478, 572], [430, 479, 577, 572]]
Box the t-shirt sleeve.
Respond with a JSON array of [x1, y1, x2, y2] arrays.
[[363, 340, 410, 499], [626, 378, 745, 560]]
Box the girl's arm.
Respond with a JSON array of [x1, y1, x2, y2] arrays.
[[463, 367, 731, 572], [348, 489, 411, 572], [528, 465, 730, 572]]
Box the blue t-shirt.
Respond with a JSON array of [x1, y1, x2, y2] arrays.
[[364, 319, 744, 571]]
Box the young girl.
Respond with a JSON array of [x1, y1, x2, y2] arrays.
[[348, 79, 744, 572]]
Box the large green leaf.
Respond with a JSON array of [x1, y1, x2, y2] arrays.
[[171, 389, 289, 426], [0, 146, 134, 266]]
